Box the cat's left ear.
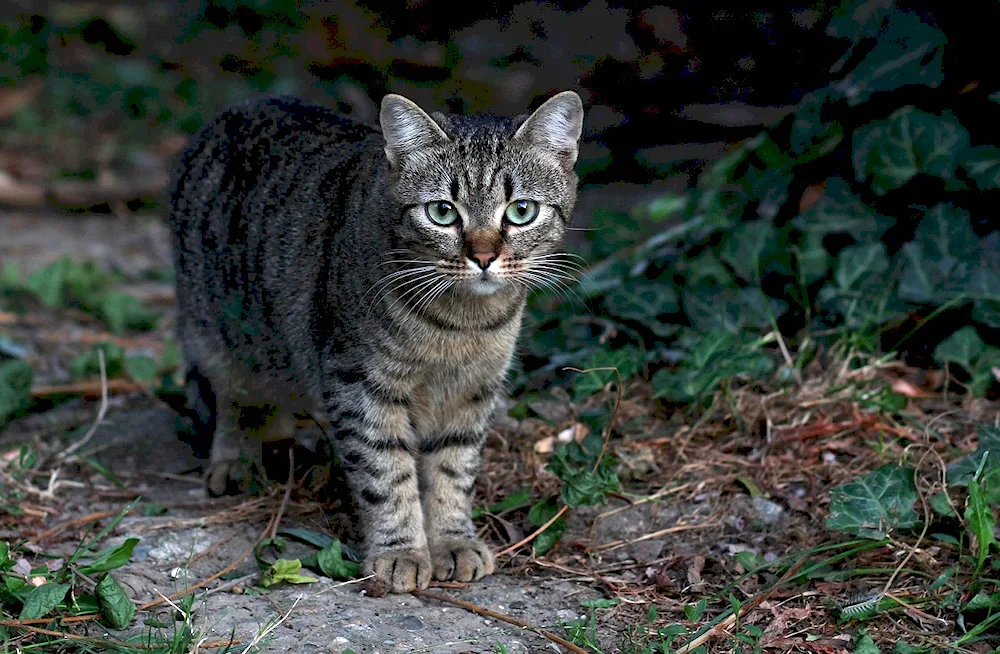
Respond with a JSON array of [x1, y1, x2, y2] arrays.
[[514, 91, 584, 167], [380, 94, 450, 166]]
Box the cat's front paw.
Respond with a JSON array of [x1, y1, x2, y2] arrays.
[[205, 459, 246, 497], [364, 548, 432, 593], [429, 538, 495, 583]]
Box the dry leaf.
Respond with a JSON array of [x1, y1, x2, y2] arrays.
[[888, 377, 932, 398], [534, 435, 555, 454]]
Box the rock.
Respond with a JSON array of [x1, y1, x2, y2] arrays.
[[628, 539, 665, 562], [327, 639, 352, 654], [751, 497, 784, 525], [396, 615, 423, 631]]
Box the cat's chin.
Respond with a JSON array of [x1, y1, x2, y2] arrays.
[[463, 276, 507, 297]]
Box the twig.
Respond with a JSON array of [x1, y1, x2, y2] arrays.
[[413, 589, 589, 654], [675, 555, 809, 654], [879, 448, 934, 601], [58, 349, 108, 460], [494, 505, 569, 558], [239, 595, 302, 654], [31, 378, 142, 399], [587, 522, 720, 553], [268, 447, 295, 540]]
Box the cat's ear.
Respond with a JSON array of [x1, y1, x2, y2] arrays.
[[379, 94, 450, 166], [514, 91, 584, 167]]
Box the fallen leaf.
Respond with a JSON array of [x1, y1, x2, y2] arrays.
[[534, 435, 555, 454], [686, 554, 705, 590], [30, 576, 47, 587], [888, 377, 932, 398]]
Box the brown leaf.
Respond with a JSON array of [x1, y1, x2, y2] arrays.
[[888, 377, 932, 398], [686, 554, 705, 590]]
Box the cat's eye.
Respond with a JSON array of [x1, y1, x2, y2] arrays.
[[425, 200, 459, 226], [504, 200, 539, 226]]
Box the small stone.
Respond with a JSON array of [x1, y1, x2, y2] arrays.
[[396, 615, 423, 631], [751, 497, 784, 525], [327, 637, 352, 653], [628, 539, 665, 562]]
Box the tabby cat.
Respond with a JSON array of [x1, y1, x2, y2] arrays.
[[168, 90, 584, 592]]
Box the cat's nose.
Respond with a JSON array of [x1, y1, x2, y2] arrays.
[[471, 252, 497, 270]]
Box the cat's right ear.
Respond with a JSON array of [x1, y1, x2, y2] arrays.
[[379, 94, 450, 166]]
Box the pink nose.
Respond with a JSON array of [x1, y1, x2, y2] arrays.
[[472, 252, 497, 270]]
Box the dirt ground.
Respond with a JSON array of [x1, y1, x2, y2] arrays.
[[3, 206, 992, 654]]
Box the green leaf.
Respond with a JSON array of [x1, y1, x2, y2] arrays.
[[547, 447, 620, 508], [316, 541, 360, 580], [571, 346, 642, 400], [966, 478, 996, 575], [99, 291, 159, 333], [792, 177, 892, 241], [853, 630, 881, 654], [580, 598, 620, 609], [602, 278, 679, 336], [963, 145, 1000, 190], [934, 326, 986, 372], [472, 488, 532, 519], [720, 221, 775, 283], [95, 573, 135, 629], [827, 465, 919, 539], [834, 243, 889, 291], [260, 559, 317, 587], [19, 582, 70, 620], [684, 598, 707, 622], [78, 538, 140, 575], [277, 528, 334, 549], [527, 497, 567, 555], [899, 204, 980, 305], [0, 358, 33, 425], [69, 342, 125, 380], [947, 426, 1000, 497], [652, 330, 775, 404], [967, 268, 1000, 329], [790, 89, 844, 159], [853, 107, 968, 195], [965, 591, 1000, 612], [928, 493, 956, 518], [124, 355, 158, 382], [831, 11, 944, 107], [682, 285, 787, 334]]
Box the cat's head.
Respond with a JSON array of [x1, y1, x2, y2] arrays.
[[379, 91, 583, 298]]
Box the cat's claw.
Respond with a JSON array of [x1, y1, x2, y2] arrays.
[[430, 538, 495, 582], [365, 549, 432, 593]]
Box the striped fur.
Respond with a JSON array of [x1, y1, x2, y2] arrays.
[[168, 92, 583, 592]]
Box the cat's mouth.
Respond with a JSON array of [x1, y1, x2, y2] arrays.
[[464, 272, 506, 296]]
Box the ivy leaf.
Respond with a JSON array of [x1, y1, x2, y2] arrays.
[[20, 582, 70, 620], [316, 540, 360, 580], [792, 177, 892, 241], [834, 243, 889, 291], [967, 268, 1000, 329], [95, 573, 135, 629], [571, 346, 643, 400], [853, 107, 969, 195], [652, 330, 774, 404], [260, 559, 317, 587], [933, 327, 985, 372], [0, 358, 33, 425], [790, 89, 844, 159], [602, 279, 679, 336], [827, 465, 919, 539], [683, 285, 787, 334], [852, 630, 882, 654], [720, 221, 775, 283], [831, 10, 945, 106], [963, 145, 1000, 190], [947, 426, 1000, 501], [966, 478, 996, 575], [124, 356, 159, 383]]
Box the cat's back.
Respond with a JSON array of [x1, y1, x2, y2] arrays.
[[168, 96, 379, 229]]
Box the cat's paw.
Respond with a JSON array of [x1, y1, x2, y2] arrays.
[[364, 548, 432, 593], [205, 459, 246, 497], [429, 538, 495, 583]]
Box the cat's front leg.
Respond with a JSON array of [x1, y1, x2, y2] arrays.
[[328, 386, 430, 593], [419, 396, 496, 583]]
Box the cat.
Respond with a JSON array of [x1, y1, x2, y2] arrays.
[[168, 90, 584, 593]]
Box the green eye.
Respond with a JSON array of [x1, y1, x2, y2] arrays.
[[425, 200, 459, 226], [504, 199, 539, 225]]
